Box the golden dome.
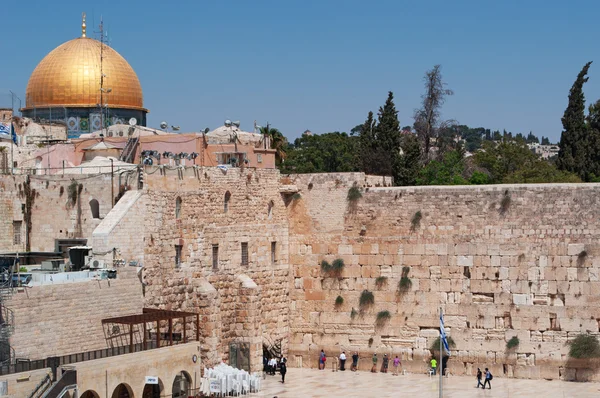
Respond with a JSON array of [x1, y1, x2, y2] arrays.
[[24, 37, 145, 111]]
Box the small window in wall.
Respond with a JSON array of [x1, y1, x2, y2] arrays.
[[241, 242, 249, 266], [175, 197, 182, 219], [271, 241, 277, 264], [89, 199, 100, 219], [224, 191, 231, 213], [175, 245, 183, 268], [212, 244, 219, 269], [257, 154, 263, 163], [13, 221, 22, 245]]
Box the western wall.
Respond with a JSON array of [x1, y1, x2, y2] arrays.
[[286, 173, 600, 381], [1, 169, 599, 382]]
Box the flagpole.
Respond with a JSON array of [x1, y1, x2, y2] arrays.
[[10, 91, 14, 176], [439, 306, 443, 398]]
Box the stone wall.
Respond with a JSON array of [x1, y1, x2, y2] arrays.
[[0, 174, 121, 253], [287, 173, 600, 381], [0, 368, 52, 398], [7, 271, 143, 359], [141, 167, 290, 372]]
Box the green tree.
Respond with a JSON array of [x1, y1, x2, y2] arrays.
[[394, 134, 421, 186], [260, 125, 288, 166], [281, 132, 359, 174], [557, 62, 593, 180], [526, 131, 539, 143], [416, 150, 468, 185], [541, 136, 550, 145]]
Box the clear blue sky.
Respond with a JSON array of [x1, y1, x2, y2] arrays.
[[2, 0, 599, 143]]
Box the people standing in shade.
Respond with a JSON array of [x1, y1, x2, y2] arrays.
[[268, 357, 278, 375], [482, 368, 492, 389], [319, 350, 326, 370], [351, 352, 359, 372], [371, 353, 378, 373], [381, 354, 389, 373], [392, 355, 401, 375], [430, 358, 437, 375], [476, 368, 484, 388], [279, 356, 287, 383], [339, 351, 347, 371]]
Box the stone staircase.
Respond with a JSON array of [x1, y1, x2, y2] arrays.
[[120, 136, 139, 164]]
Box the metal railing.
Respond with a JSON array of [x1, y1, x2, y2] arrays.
[[27, 373, 51, 398], [42, 369, 76, 398]]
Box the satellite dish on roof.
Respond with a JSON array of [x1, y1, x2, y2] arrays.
[[129, 118, 137, 126], [232, 120, 240, 128], [160, 121, 168, 130], [224, 119, 232, 127]]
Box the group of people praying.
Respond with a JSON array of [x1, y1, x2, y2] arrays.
[[319, 350, 403, 375]]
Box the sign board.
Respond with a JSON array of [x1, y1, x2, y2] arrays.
[[145, 376, 159, 385], [209, 379, 221, 393]]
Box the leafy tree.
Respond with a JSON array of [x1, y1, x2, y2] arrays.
[[557, 62, 593, 180], [260, 125, 288, 166], [350, 124, 363, 136], [526, 131, 539, 143], [416, 150, 468, 185], [358, 92, 403, 179], [541, 136, 550, 145], [503, 161, 581, 183], [492, 130, 502, 141], [413, 65, 454, 161], [280, 132, 359, 174], [394, 134, 421, 186]]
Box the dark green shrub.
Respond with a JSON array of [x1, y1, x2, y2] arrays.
[[375, 276, 388, 289], [411, 211, 422, 231], [577, 250, 588, 267], [569, 334, 600, 359], [376, 310, 391, 327], [398, 267, 412, 294], [359, 290, 374, 308], [368, 337, 373, 347], [499, 191, 511, 215], [331, 259, 345, 275], [335, 295, 344, 307], [347, 186, 362, 202], [292, 193, 302, 201], [350, 308, 358, 320], [506, 336, 520, 350], [320, 260, 331, 272], [430, 336, 456, 352]]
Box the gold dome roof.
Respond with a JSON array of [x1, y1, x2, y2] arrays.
[[24, 37, 145, 111]]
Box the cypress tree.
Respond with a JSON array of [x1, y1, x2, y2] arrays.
[[374, 92, 402, 176], [557, 61, 592, 179], [358, 111, 376, 174]]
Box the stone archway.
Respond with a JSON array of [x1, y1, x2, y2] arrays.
[[111, 383, 134, 398], [142, 378, 164, 398], [172, 371, 192, 398], [80, 391, 100, 398]]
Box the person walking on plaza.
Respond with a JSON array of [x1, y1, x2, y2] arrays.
[[339, 351, 347, 371], [351, 352, 359, 372], [319, 350, 326, 370], [371, 353, 378, 373], [381, 354, 389, 373], [392, 355, 400, 375], [476, 368, 484, 388], [280, 356, 287, 383], [482, 368, 492, 389], [430, 358, 437, 375]]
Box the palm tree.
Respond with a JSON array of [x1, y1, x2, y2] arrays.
[[259, 125, 288, 165]]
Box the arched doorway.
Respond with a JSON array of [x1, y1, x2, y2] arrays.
[[142, 378, 163, 398], [172, 371, 192, 398], [81, 391, 100, 398], [111, 383, 134, 398]]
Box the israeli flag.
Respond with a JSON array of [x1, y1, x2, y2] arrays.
[[0, 123, 10, 139], [440, 313, 450, 355]]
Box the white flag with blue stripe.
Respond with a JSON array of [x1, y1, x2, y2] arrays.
[[440, 312, 450, 355], [0, 122, 10, 139]]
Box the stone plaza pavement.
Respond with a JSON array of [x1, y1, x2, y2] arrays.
[[257, 368, 600, 397]]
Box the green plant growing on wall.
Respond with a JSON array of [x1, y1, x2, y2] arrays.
[[335, 295, 344, 308], [347, 185, 362, 202], [376, 310, 391, 327], [350, 308, 358, 320], [321, 260, 331, 273], [398, 266, 412, 294], [291, 193, 302, 201], [410, 211, 422, 231], [506, 336, 520, 350], [18, 266, 28, 273], [568, 333, 600, 359], [331, 258, 345, 277], [375, 276, 388, 289], [368, 337, 374, 347], [359, 290, 375, 309], [499, 190, 511, 215], [67, 179, 80, 207], [430, 336, 456, 353], [577, 250, 588, 267]]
